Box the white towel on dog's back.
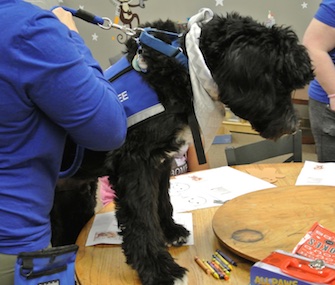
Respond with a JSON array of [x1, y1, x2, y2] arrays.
[[186, 8, 225, 152]]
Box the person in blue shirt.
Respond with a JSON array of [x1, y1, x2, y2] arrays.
[[303, 0, 335, 162], [0, 2, 127, 284]]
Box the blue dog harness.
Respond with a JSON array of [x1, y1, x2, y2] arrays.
[[58, 7, 206, 178], [139, 28, 188, 69], [105, 56, 165, 128]]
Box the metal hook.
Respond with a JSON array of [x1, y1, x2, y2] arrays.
[[118, 25, 144, 37], [97, 17, 114, 30], [100, 21, 139, 37], [58, 6, 143, 37]]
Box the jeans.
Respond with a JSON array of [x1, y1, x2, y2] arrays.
[[309, 97, 335, 162]]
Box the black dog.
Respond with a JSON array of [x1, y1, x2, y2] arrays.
[[52, 10, 313, 285]]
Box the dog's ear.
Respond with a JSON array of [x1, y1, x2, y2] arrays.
[[270, 26, 314, 90]]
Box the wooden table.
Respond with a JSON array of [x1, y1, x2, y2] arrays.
[[75, 163, 304, 285], [213, 184, 335, 262]]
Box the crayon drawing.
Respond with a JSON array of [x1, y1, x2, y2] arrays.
[[169, 166, 275, 213]]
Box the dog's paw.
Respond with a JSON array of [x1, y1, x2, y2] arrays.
[[143, 268, 188, 285], [169, 235, 189, 247], [137, 251, 188, 285], [166, 234, 189, 247], [164, 223, 190, 247], [173, 273, 188, 285]]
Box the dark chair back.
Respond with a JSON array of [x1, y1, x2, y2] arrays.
[[225, 130, 302, 166]]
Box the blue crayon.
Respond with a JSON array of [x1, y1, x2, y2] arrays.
[[214, 252, 233, 271], [216, 249, 237, 266]]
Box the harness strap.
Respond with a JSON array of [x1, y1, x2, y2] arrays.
[[188, 109, 207, 165], [137, 29, 206, 164], [139, 28, 188, 68]]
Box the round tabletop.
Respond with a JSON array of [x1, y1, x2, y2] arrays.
[[75, 163, 305, 284], [212, 185, 335, 262]]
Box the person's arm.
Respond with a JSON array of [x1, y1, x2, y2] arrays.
[[20, 9, 127, 151], [303, 18, 335, 109], [186, 144, 210, 172]]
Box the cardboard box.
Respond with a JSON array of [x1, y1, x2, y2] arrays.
[[250, 250, 335, 285]]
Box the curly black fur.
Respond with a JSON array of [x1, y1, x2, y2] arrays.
[[52, 12, 313, 285], [51, 178, 97, 246], [199, 13, 313, 138]]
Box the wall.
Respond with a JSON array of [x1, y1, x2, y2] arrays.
[[56, 0, 320, 70]]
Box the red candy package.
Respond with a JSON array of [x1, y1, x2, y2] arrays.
[[293, 222, 335, 265]]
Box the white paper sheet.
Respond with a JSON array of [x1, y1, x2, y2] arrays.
[[295, 160, 335, 186], [86, 211, 194, 246], [169, 166, 275, 213]]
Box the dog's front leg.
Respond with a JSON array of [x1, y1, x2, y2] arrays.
[[158, 161, 190, 246], [114, 165, 188, 285]]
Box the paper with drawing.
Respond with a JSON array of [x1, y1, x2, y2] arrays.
[[170, 166, 275, 213], [86, 211, 194, 246], [296, 160, 335, 186], [86, 166, 275, 246]]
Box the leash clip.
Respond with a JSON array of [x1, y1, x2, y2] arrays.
[[97, 17, 114, 30], [108, 23, 140, 36], [55, 6, 139, 36]]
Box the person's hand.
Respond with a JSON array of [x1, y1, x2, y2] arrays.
[[52, 7, 79, 33]]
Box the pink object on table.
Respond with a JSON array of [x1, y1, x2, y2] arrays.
[[99, 176, 116, 206]]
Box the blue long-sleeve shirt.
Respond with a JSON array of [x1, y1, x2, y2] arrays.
[[0, 0, 127, 254]]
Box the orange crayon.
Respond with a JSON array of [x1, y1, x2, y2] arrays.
[[211, 260, 229, 280], [194, 256, 211, 275], [204, 260, 220, 279]]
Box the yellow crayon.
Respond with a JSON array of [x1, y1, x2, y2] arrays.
[[215, 252, 233, 271], [203, 260, 220, 279], [212, 258, 231, 276], [212, 254, 231, 272], [211, 260, 230, 280]]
